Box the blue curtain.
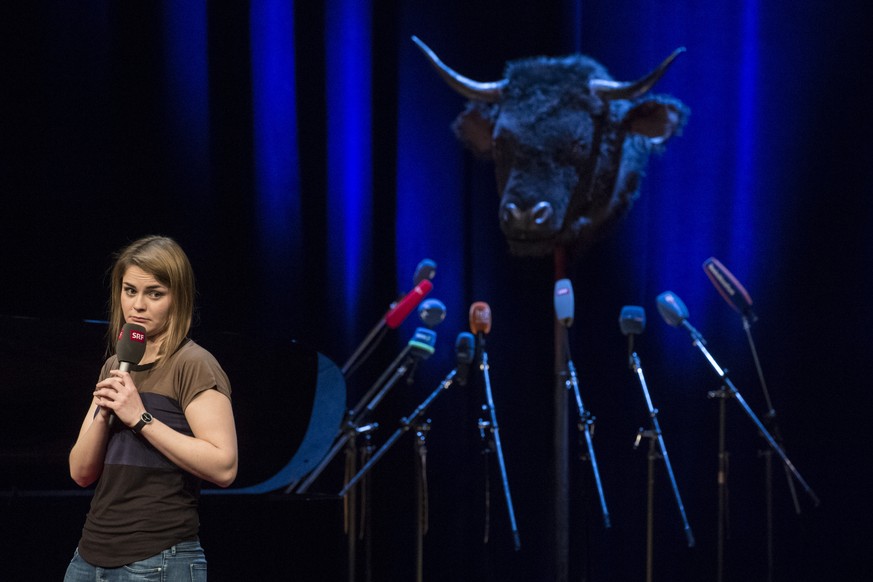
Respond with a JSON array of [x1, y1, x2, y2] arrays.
[[250, 0, 302, 331], [3, 0, 870, 580]]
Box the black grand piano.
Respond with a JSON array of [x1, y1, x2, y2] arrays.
[[0, 315, 347, 580]]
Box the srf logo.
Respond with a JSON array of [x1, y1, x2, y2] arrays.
[[118, 327, 146, 343]]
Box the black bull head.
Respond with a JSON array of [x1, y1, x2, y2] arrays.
[[413, 36, 689, 257]]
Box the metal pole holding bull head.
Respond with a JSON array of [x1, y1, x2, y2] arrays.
[[413, 35, 689, 579]]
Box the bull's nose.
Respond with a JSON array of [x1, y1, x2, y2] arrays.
[[500, 200, 555, 235], [530, 201, 553, 225]]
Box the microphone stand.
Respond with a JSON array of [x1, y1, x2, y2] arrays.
[[338, 368, 459, 582], [561, 331, 611, 529], [684, 326, 819, 582], [339, 369, 459, 496], [292, 341, 423, 494], [337, 422, 378, 582], [342, 317, 389, 379], [414, 420, 430, 582], [628, 349, 695, 582], [292, 339, 432, 582], [742, 314, 801, 582], [476, 336, 522, 551]]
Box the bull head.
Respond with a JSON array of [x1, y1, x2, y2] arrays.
[[413, 36, 689, 257]]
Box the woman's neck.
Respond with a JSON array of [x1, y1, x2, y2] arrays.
[[142, 337, 166, 364]]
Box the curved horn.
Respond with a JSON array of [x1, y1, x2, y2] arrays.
[[412, 35, 506, 103], [590, 47, 686, 101]]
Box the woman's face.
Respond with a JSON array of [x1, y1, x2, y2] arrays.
[[121, 265, 173, 342]]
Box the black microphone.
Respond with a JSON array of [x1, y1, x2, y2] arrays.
[[619, 305, 645, 368], [117, 323, 147, 371], [656, 291, 705, 344], [413, 258, 437, 286], [404, 326, 437, 385], [454, 332, 476, 386], [554, 279, 574, 328], [418, 298, 447, 328], [702, 257, 758, 323], [619, 305, 646, 336], [107, 323, 147, 428]]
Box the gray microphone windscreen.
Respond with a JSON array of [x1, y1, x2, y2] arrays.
[[656, 291, 689, 327], [554, 278, 574, 327], [619, 306, 646, 335]]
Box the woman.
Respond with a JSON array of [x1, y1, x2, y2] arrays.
[[65, 235, 238, 581]]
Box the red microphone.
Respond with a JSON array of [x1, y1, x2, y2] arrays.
[[469, 301, 492, 336], [385, 279, 433, 329], [702, 257, 757, 322]]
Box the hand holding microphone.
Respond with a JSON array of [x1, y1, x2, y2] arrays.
[[101, 323, 146, 428]]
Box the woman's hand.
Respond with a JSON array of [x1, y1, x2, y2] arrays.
[[93, 370, 145, 428]]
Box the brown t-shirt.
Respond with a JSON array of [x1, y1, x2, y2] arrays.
[[76, 339, 231, 567]]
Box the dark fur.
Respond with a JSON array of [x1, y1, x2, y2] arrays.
[[451, 54, 688, 257]]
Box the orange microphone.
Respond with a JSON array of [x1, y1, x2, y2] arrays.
[[468, 301, 492, 337]]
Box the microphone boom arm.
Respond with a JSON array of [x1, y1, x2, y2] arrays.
[[631, 352, 695, 547], [687, 334, 820, 506], [339, 370, 457, 496], [341, 318, 389, 378], [479, 345, 522, 551], [291, 344, 420, 494]]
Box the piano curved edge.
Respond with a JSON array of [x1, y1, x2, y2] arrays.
[[204, 352, 347, 495]]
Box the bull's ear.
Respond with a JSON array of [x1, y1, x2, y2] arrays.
[[451, 101, 497, 158], [623, 100, 687, 145]]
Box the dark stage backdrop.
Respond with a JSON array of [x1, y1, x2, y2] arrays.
[[2, 1, 871, 581]]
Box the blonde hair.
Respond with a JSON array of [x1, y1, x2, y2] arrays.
[[107, 235, 195, 366]]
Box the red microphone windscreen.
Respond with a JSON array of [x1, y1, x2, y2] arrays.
[[469, 301, 492, 335], [385, 279, 433, 329]]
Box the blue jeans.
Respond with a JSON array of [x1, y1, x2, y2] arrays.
[[64, 541, 207, 581]]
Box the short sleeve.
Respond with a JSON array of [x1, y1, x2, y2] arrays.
[[173, 344, 232, 411]]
